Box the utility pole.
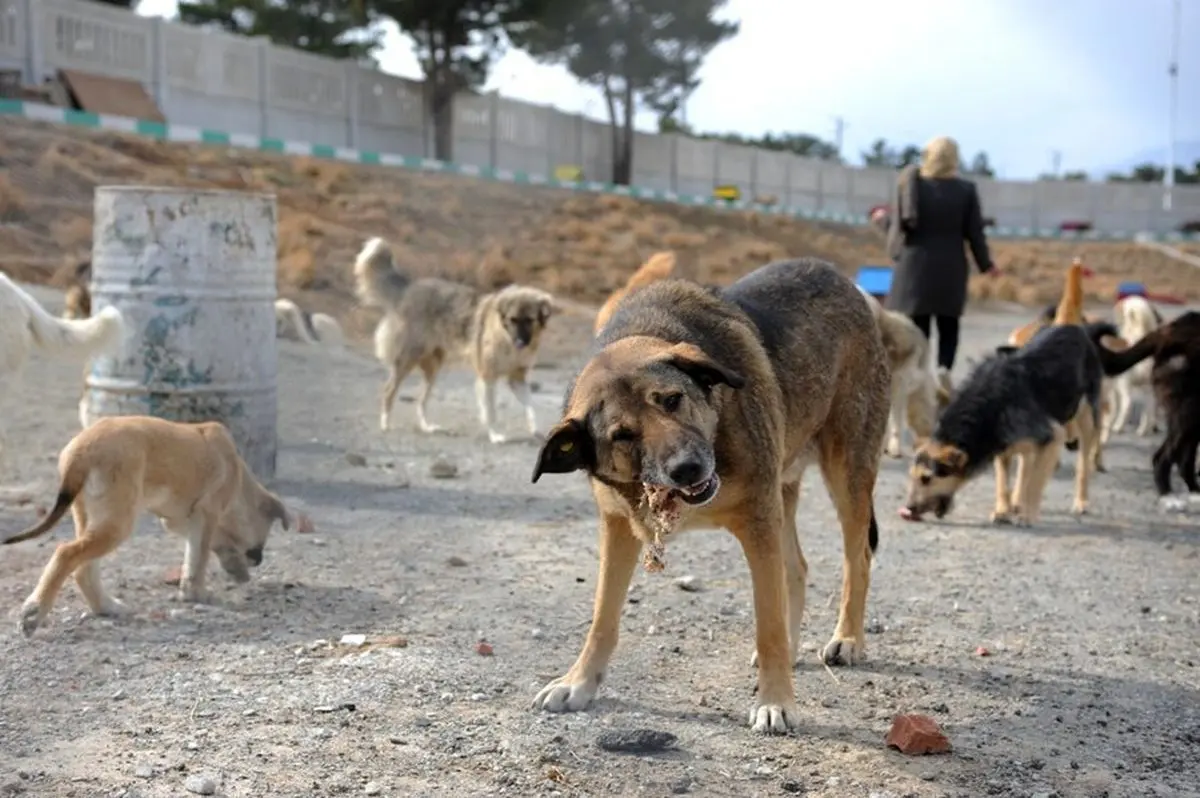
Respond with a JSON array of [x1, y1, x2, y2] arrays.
[[832, 116, 845, 161], [1051, 150, 1062, 178], [1165, 0, 1181, 212]]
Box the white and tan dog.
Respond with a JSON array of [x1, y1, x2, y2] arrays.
[[1107, 295, 1163, 437], [0, 272, 125, 465], [3, 416, 297, 637], [856, 287, 945, 457], [275, 298, 345, 347], [354, 237, 559, 444]]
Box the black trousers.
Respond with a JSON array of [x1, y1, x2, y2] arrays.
[[909, 314, 960, 371]]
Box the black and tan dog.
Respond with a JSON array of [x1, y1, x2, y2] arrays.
[[903, 322, 1116, 526], [1094, 310, 1200, 509], [530, 258, 890, 735]]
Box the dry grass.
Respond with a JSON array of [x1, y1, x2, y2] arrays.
[[1, 116, 1197, 334]]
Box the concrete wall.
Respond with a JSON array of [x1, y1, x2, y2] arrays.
[[8, 0, 1200, 234]]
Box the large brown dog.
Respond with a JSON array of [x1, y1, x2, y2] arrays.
[[530, 259, 890, 735], [3, 416, 294, 636]]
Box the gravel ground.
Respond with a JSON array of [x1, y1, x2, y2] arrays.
[[1, 287, 1198, 798]]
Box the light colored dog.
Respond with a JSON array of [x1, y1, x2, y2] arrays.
[[0, 272, 125, 464], [3, 416, 295, 636], [856, 287, 946, 457], [354, 237, 558, 444], [1107, 295, 1162, 437], [274, 298, 345, 347]]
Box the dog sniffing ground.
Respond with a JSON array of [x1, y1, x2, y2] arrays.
[[1, 284, 1198, 798]]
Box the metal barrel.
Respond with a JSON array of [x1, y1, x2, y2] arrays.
[[84, 186, 280, 479]]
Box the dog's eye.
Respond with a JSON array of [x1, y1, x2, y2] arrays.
[[610, 428, 637, 444], [660, 393, 683, 412]]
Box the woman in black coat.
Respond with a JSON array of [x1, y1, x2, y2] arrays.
[[885, 135, 995, 379]]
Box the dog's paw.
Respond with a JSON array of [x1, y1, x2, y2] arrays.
[[487, 430, 509, 445], [379, 413, 391, 432], [175, 583, 213, 605], [418, 422, 445, 434], [1159, 495, 1188, 514], [1071, 499, 1088, 516], [989, 510, 1013, 525], [1010, 514, 1034, 528], [17, 601, 42, 637], [884, 438, 902, 459], [532, 674, 599, 713], [94, 597, 131, 618], [820, 636, 866, 667], [749, 698, 800, 735]]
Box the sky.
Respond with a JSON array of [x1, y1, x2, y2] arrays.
[[135, 0, 1199, 180]]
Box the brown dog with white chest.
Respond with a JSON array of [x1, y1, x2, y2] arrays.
[[530, 258, 890, 735]]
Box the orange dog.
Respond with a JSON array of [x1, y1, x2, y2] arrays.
[[594, 251, 678, 335]]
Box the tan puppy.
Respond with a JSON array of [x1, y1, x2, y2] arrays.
[[354, 237, 559, 443], [3, 416, 294, 637], [530, 259, 890, 735]]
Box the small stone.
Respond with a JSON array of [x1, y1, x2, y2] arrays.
[[885, 714, 952, 755], [475, 641, 494, 656], [429, 458, 458, 479], [920, 770, 936, 781], [363, 782, 383, 795], [530, 628, 544, 639], [340, 633, 368, 647], [674, 575, 702, 592], [184, 775, 217, 795], [975, 646, 990, 657], [469, 693, 488, 702], [111, 688, 126, 700], [413, 716, 433, 728], [866, 618, 885, 634], [781, 780, 805, 794], [670, 776, 694, 794], [345, 452, 368, 467], [446, 556, 468, 567], [134, 765, 154, 779], [595, 728, 678, 754]]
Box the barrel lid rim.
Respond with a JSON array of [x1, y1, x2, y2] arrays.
[[95, 186, 279, 200]]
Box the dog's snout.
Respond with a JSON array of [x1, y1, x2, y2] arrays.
[[246, 545, 264, 567], [667, 458, 706, 487]]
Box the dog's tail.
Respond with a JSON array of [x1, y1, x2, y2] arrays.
[[274, 298, 319, 344], [353, 237, 411, 310], [5, 274, 125, 360], [594, 251, 677, 334], [1052, 258, 1086, 326], [2, 456, 89, 545], [1093, 324, 1160, 377], [868, 506, 879, 555]]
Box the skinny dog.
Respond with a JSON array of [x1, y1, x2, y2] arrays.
[[3, 416, 293, 636], [530, 259, 890, 734], [354, 237, 558, 443]]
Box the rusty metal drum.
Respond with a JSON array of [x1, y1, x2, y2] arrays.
[[84, 187, 279, 478]]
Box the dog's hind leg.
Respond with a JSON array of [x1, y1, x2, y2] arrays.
[[70, 503, 130, 619], [990, 455, 1014, 524], [884, 378, 907, 458], [379, 355, 418, 432], [1111, 378, 1133, 434], [1152, 437, 1175, 497], [534, 512, 643, 715], [415, 354, 445, 434], [19, 508, 134, 636], [1176, 432, 1199, 494], [1071, 407, 1099, 515], [507, 367, 539, 438]]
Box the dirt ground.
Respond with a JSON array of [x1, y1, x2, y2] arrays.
[[1, 283, 1198, 798], [4, 116, 1200, 338]]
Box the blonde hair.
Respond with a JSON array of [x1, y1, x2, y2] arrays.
[[920, 135, 960, 179]]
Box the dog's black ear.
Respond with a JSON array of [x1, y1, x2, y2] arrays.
[[532, 418, 593, 483], [661, 342, 746, 391], [995, 344, 1019, 356]]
